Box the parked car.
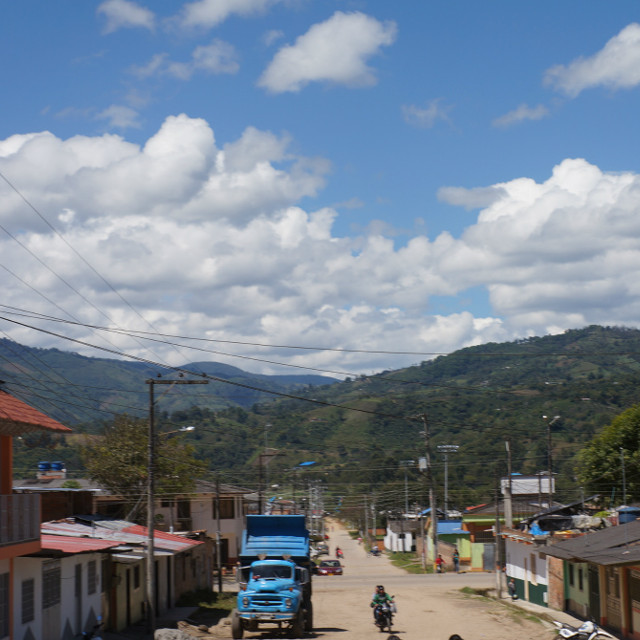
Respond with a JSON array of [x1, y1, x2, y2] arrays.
[[312, 542, 329, 557], [317, 560, 343, 576]]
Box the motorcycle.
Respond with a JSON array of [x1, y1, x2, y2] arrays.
[[374, 601, 395, 633], [552, 619, 615, 640], [368, 547, 381, 557]]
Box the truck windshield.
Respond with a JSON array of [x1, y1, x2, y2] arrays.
[[252, 565, 292, 579]]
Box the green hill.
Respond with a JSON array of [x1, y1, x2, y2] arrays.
[[10, 326, 640, 515]]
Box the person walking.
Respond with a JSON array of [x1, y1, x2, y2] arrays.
[[508, 578, 517, 600], [453, 548, 460, 573]]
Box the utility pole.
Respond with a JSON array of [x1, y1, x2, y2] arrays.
[[421, 414, 437, 568], [544, 415, 560, 508], [437, 445, 459, 516], [621, 447, 627, 506], [216, 474, 222, 593], [504, 439, 513, 528], [364, 494, 369, 547], [494, 468, 503, 598], [146, 376, 208, 636]]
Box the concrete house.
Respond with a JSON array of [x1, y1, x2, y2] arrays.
[[542, 518, 640, 639], [0, 387, 72, 640]]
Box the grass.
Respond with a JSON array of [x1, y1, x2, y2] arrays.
[[388, 551, 433, 574]]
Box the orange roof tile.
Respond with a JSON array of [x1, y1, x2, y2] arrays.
[[0, 390, 71, 436]]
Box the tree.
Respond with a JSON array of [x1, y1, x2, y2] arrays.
[[576, 404, 640, 504], [81, 415, 206, 522]]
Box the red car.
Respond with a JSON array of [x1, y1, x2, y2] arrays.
[[317, 560, 343, 576]]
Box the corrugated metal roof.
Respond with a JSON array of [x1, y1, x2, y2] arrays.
[[41, 534, 122, 553], [542, 520, 640, 565], [0, 390, 71, 436], [41, 519, 202, 553]]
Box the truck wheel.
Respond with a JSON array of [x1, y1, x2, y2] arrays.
[[290, 610, 304, 638], [304, 602, 313, 631], [231, 610, 244, 639]]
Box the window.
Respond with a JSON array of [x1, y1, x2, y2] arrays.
[[88, 560, 97, 595], [21, 578, 35, 624], [43, 563, 61, 609], [213, 497, 235, 520], [568, 564, 575, 587], [578, 567, 584, 591], [0, 573, 9, 637]]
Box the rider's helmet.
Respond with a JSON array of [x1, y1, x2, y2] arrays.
[[376, 585, 385, 593]]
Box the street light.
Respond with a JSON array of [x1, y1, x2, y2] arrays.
[[146, 377, 208, 635]]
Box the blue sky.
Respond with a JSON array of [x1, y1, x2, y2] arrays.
[[2, 1, 640, 377]]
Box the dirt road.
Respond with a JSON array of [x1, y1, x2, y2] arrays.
[[307, 519, 547, 640]]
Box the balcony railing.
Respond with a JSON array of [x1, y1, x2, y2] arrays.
[[0, 494, 40, 547]]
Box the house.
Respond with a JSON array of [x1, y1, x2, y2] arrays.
[[0, 386, 72, 640], [152, 479, 253, 569], [13, 533, 121, 640], [502, 496, 603, 608], [384, 519, 421, 552], [38, 517, 211, 634], [15, 472, 253, 572], [541, 518, 640, 638], [460, 502, 503, 571]]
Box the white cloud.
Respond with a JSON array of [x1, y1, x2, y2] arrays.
[[263, 29, 284, 47], [258, 11, 397, 93], [179, 0, 277, 29], [402, 99, 452, 129], [132, 41, 239, 80], [437, 186, 506, 210], [492, 103, 549, 128], [96, 105, 142, 130], [167, 40, 240, 79], [544, 23, 640, 96], [97, 0, 155, 33], [4, 118, 640, 374]]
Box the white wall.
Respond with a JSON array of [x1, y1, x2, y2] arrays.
[[13, 553, 103, 640], [505, 538, 548, 586]]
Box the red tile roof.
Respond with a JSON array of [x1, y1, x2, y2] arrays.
[[0, 390, 71, 436]]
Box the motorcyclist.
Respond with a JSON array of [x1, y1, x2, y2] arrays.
[[370, 585, 394, 623]]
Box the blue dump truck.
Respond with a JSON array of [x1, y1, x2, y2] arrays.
[[232, 515, 313, 638]]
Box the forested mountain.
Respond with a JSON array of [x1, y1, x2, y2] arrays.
[[0, 338, 337, 424], [10, 326, 640, 516]]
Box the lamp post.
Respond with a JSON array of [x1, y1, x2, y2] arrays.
[[146, 376, 208, 636]]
